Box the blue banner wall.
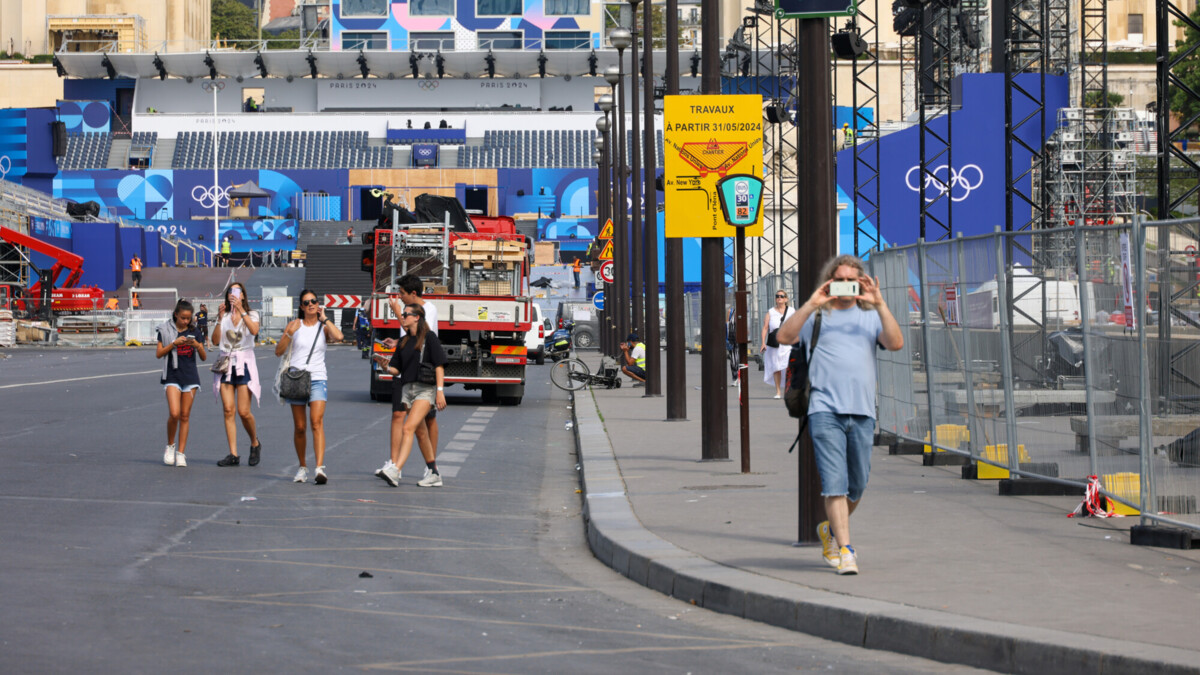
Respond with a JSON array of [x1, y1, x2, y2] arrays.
[[119, 227, 144, 270], [144, 229, 161, 267], [0, 109, 28, 183], [72, 221, 122, 290], [25, 109, 58, 178], [835, 72, 1069, 246], [57, 100, 112, 133]]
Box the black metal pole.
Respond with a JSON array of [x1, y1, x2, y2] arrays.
[[643, 0, 661, 396], [736, 228, 750, 472], [700, 0, 727, 460], [794, 17, 833, 542], [615, 61, 629, 343], [664, 0, 685, 420], [597, 119, 611, 356], [630, 1, 645, 339]]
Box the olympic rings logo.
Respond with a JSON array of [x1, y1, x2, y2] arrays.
[[0, 155, 10, 180], [192, 185, 230, 209], [418, 80, 439, 90], [904, 164, 984, 202]]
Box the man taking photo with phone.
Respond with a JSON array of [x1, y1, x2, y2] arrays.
[[775, 254, 904, 576]]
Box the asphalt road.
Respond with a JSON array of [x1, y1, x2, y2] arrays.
[[0, 346, 978, 673]]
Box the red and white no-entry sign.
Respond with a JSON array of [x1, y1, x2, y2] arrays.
[[598, 260, 614, 284], [323, 294, 362, 309]]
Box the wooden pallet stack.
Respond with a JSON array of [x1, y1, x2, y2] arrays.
[[0, 309, 13, 347]]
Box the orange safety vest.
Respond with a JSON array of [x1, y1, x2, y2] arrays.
[[572, 259, 581, 273], [104, 297, 119, 310], [131, 257, 142, 272]]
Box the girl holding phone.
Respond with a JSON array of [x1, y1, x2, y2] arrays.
[[275, 289, 343, 484], [375, 304, 447, 487], [156, 299, 207, 466], [212, 282, 263, 467]]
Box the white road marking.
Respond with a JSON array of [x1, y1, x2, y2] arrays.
[[0, 369, 161, 390], [436, 451, 468, 463], [453, 432, 482, 441], [477, 407, 499, 412], [459, 424, 487, 433], [444, 441, 475, 452], [439, 465, 460, 478]]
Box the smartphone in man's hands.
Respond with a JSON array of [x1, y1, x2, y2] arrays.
[[829, 281, 860, 298]]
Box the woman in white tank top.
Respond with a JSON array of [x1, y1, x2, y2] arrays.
[[275, 289, 343, 484]]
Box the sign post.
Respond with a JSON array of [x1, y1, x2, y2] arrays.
[[664, 93, 763, 466]]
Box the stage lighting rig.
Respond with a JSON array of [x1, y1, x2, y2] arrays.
[[485, 50, 496, 78], [307, 51, 318, 78], [410, 53, 420, 78], [204, 52, 217, 79], [153, 53, 167, 80], [436, 52, 445, 78], [358, 50, 370, 79], [255, 52, 268, 78], [588, 50, 598, 76], [537, 51, 547, 78], [101, 54, 116, 79]]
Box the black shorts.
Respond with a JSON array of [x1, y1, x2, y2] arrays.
[[625, 364, 646, 379], [132, 271, 142, 284]]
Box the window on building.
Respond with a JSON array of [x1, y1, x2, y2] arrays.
[[479, 31, 523, 50], [545, 30, 590, 50], [342, 32, 388, 50], [409, 0, 454, 16], [410, 31, 455, 51], [546, 0, 589, 15], [1128, 13, 1144, 34], [341, 0, 389, 17], [478, 0, 523, 14]]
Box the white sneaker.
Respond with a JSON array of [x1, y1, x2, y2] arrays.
[[314, 466, 327, 485], [418, 468, 443, 488], [374, 460, 394, 479], [294, 466, 308, 483], [837, 545, 859, 575], [174, 452, 187, 468], [381, 463, 400, 487], [163, 444, 176, 466]]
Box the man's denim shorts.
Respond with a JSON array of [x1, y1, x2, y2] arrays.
[[808, 412, 875, 502]]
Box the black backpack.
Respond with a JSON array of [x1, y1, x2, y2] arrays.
[[784, 312, 821, 450]]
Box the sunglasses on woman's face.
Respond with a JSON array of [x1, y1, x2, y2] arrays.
[[400, 312, 418, 318], [301, 299, 319, 306], [776, 295, 787, 299]]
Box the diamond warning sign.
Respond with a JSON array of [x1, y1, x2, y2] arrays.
[[663, 94, 764, 238], [598, 219, 613, 239], [598, 239, 613, 260]]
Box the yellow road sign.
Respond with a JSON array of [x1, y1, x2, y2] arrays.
[[598, 219, 613, 239], [598, 239, 614, 260], [663, 95, 764, 238]]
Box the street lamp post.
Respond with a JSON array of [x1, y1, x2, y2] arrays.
[[598, 94, 617, 353], [627, 0, 644, 339], [201, 80, 226, 261], [593, 117, 610, 355], [641, 0, 660, 396], [604, 49, 629, 342]]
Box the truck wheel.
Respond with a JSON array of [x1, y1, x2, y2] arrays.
[[535, 349, 545, 366], [481, 386, 499, 405], [500, 396, 522, 406], [575, 330, 594, 349], [370, 392, 378, 401]]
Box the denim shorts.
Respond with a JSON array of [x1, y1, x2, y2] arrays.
[[164, 383, 200, 393], [285, 379, 327, 406], [224, 363, 252, 387], [396, 382, 435, 411], [808, 412, 875, 502]]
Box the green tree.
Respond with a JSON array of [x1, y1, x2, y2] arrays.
[[1170, 7, 1200, 131], [1083, 91, 1125, 108], [603, 3, 687, 49], [212, 0, 258, 47], [266, 29, 301, 50]]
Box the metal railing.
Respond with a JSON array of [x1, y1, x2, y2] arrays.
[[870, 219, 1200, 535]]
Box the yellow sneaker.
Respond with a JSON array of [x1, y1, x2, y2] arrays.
[[837, 545, 858, 575], [817, 521, 839, 568]]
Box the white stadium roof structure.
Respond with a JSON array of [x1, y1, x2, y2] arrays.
[[52, 49, 766, 82]]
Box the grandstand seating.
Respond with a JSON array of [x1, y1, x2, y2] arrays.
[[171, 130, 392, 170], [60, 132, 113, 170], [128, 131, 158, 168], [460, 129, 664, 169]]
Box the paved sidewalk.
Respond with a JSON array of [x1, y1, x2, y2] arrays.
[[570, 353, 1200, 674]]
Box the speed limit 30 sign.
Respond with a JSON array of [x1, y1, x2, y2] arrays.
[[598, 260, 614, 284]]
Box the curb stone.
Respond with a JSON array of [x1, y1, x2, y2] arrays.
[[569, 388, 1200, 675]]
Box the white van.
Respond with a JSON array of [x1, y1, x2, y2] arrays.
[[524, 303, 549, 365], [964, 269, 1093, 329]]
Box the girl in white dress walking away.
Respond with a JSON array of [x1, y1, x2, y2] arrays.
[[760, 290, 793, 398]]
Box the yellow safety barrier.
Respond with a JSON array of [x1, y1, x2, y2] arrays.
[[1101, 472, 1141, 515], [923, 424, 970, 453], [977, 444, 1031, 480]]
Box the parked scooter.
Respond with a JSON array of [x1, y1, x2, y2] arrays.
[[544, 320, 575, 362]]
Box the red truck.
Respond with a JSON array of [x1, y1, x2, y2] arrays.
[[0, 225, 104, 316], [363, 199, 531, 405]]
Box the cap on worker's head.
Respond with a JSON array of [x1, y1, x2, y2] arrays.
[[627, 332, 639, 342], [843, 123, 850, 127]]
